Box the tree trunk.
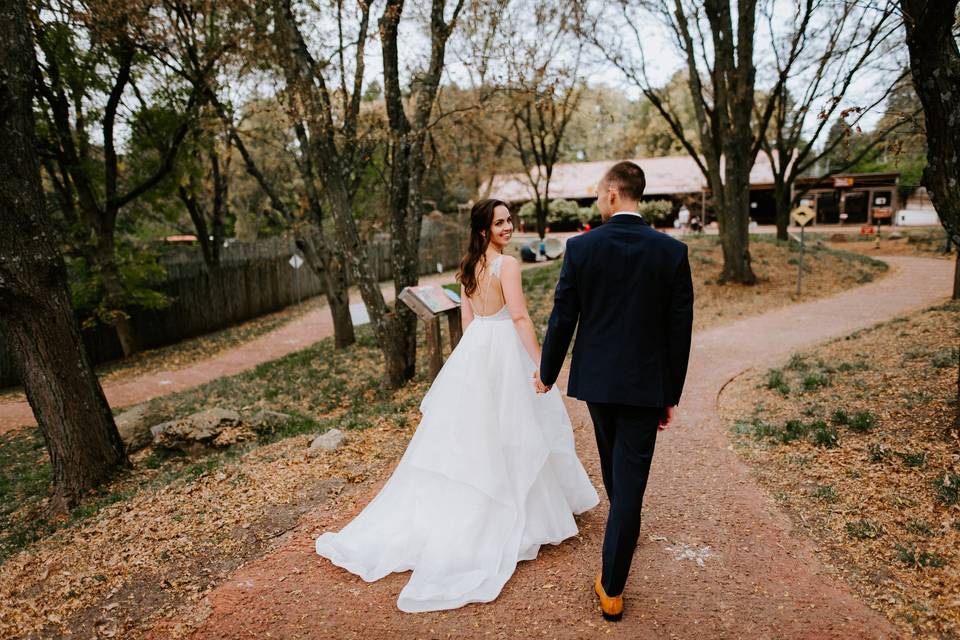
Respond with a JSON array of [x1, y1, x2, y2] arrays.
[[953, 250, 959, 300], [717, 164, 757, 284], [327, 256, 355, 350], [0, 0, 128, 511], [899, 0, 960, 422], [773, 178, 791, 242], [93, 228, 140, 356], [536, 199, 547, 239], [386, 139, 419, 386], [294, 232, 355, 349]]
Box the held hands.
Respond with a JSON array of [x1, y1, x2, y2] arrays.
[[532, 370, 552, 394], [658, 406, 675, 431]]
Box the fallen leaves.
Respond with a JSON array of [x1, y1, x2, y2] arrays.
[[722, 299, 960, 637]]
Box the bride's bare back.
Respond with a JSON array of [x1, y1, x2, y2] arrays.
[[468, 255, 506, 316]]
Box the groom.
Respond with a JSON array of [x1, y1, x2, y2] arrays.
[[535, 160, 694, 621]]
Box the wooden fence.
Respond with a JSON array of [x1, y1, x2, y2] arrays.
[[0, 217, 468, 388]]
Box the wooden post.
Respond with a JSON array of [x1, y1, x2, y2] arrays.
[[425, 316, 443, 379], [398, 285, 462, 382], [446, 307, 463, 350]]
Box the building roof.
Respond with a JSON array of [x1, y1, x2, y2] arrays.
[[483, 154, 781, 203]]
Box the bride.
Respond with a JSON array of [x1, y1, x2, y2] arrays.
[[314, 198, 599, 613]]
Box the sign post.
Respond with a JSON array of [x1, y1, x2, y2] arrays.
[[791, 205, 815, 295], [398, 284, 462, 380], [289, 254, 304, 307]]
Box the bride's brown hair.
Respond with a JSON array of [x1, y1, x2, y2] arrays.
[[457, 198, 508, 297]]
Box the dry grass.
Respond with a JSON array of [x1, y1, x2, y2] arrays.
[[721, 299, 960, 637], [824, 226, 956, 260], [0, 237, 889, 639], [687, 235, 887, 331]]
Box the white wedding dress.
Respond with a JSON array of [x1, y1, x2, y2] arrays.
[[315, 255, 599, 613]]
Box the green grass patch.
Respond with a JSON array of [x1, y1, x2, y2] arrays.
[[934, 473, 960, 506], [895, 544, 946, 569], [811, 421, 840, 448], [848, 411, 876, 433], [801, 372, 831, 391], [846, 519, 883, 540], [766, 368, 790, 395], [812, 484, 838, 502], [931, 347, 959, 369], [898, 451, 927, 468]]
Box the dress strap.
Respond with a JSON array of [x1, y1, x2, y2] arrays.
[[490, 254, 504, 279]]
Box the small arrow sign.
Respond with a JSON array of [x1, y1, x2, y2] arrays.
[[288, 254, 304, 269], [791, 205, 815, 227]]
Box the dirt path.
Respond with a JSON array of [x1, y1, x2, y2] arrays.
[[0, 264, 550, 434], [157, 256, 952, 640]]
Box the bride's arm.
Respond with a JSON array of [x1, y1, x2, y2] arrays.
[[461, 293, 474, 332], [500, 256, 540, 364]]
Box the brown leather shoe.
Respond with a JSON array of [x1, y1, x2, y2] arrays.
[[594, 573, 623, 621]]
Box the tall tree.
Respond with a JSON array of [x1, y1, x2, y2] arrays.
[[379, 0, 466, 381], [585, 0, 814, 284], [899, 0, 960, 298], [270, 0, 463, 387], [498, 0, 582, 239], [32, 0, 202, 355], [761, 1, 905, 240], [0, 0, 128, 511], [899, 0, 960, 427]]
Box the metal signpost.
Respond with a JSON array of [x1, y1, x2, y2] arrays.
[[791, 205, 815, 295], [289, 254, 304, 307]]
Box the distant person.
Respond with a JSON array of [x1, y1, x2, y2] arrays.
[[690, 215, 702, 233], [677, 204, 691, 233], [537, 160, 694, 622]]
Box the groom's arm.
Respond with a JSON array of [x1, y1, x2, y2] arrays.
[[666, 246, 694, 406], [540, 242, 581, 387]]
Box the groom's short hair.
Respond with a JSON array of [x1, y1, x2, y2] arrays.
[[603, 161, 646, 201]]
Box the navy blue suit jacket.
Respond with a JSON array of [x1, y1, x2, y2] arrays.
[[539, 215, 694, 407]]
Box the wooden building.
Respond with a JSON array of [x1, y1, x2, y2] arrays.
[[484, 157, 908, 228], [793, 172, 900, 226]]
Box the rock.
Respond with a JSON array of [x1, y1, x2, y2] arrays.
[[150, 408, 247, 454], [247, 409, 293, 435], [309, 429, 346, 451], [115, 404, 167, 453], [887, 231, 904, 240], [830, 233, 848, 242]]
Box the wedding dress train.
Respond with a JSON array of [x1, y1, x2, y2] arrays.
[[315, 259, 599, 613]]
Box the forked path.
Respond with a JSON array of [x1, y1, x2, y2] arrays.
[[171, 256, 950, 639]]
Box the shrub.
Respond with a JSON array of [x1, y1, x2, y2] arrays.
[[766, 368, 790, 395], [802, 372, 830, 391], [786, 353, 809, 371], [868, 443, 890, 462], [636, 199, 673, 224], [517, 199, 586, 229], [934, 473, 960, 506], [846, 519, 882, 540], [811, 421, 839, 448], [932, 347, 959, 369], [895, 545, 945, 568], [780, 419, 809, 444], [898, 451, 927, 468], [830, 409, 850, 426], [813, 484, 837, 502], [848, 411, 876, 433]]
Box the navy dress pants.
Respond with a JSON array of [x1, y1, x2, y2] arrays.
[[587, 402, 663, 597]]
